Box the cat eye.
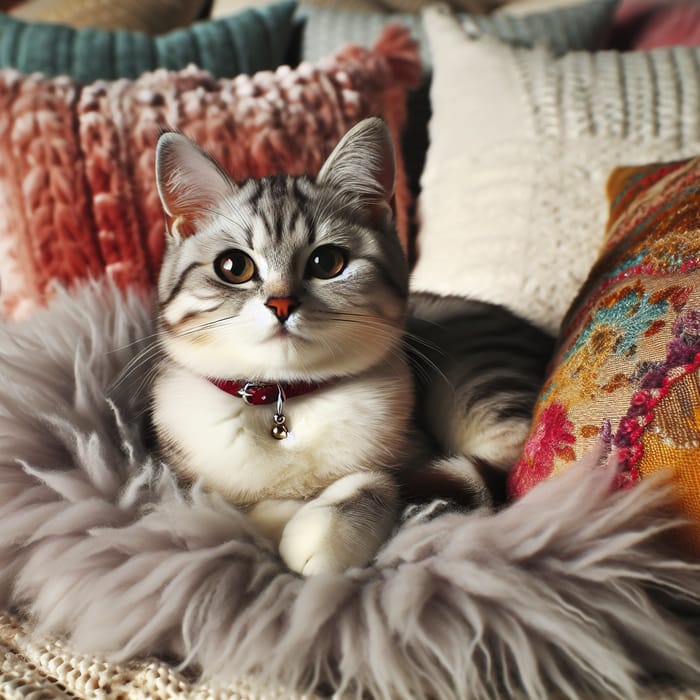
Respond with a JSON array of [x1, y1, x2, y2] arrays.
[[214, 250, 256, 284], [306, 246, 347, 280]]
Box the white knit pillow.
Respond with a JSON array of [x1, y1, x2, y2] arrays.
[[412, 6, 700, 334]]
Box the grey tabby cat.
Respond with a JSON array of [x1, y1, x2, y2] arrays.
[[151, 117, 552, 576]]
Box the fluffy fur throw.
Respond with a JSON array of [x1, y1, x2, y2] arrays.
[[1, 280, 700, 700]]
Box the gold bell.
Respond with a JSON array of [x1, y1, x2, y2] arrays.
[[271, 413, 288, 440]]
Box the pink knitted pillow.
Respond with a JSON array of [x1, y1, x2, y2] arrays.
[[0, 26, 420, 318]]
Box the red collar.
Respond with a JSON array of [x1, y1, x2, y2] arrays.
[[209, 378, 327, 405]]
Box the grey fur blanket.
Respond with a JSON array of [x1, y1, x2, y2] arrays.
[[0, 280, 699, 700]]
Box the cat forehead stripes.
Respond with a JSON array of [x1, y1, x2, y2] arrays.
[[239, 175, 319, 249]]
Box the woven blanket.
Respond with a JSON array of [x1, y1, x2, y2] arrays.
[[0, 612, 314, 699]]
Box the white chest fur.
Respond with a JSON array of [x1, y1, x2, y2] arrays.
[[152, 358, 414, 503]]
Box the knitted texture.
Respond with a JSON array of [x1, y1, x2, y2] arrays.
[[0, 26, 420, 319], [299, 0, 619, 65], [411, 6, 700, 335], [8, 0, 206, 32], [0, 612, 314, 699], [0, 2, 297, 83], [509, 155, 700, 553]]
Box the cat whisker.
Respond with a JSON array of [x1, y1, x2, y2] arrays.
[[316, 316, 452, 387], [316, 309, 446, 351], [128, 361, 166, 411], [174, 314, 241, 338], [109, 341, 162, 394], [107, 329, 161, 356]]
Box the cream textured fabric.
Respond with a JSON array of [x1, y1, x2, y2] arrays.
[[0, 612, 316, 699], [9, 0, 206, 32], [411, 6, 700, 334]]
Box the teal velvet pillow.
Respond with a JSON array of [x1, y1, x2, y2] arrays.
[[0, 1, 296, 83]]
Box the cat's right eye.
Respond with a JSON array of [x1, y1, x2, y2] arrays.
[[214, 250, 256, 285]]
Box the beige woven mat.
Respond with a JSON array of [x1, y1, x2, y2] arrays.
[[1, 610, 699, 699], [0, 611, 315, 700]]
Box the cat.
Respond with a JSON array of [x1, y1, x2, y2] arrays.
[[150, 117, 553, 576]]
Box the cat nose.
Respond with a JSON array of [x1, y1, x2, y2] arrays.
[[265, 296, 300, 323]]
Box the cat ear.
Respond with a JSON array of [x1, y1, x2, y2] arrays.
[[155, 132, 235, 241], [317, 117, 395, 226]]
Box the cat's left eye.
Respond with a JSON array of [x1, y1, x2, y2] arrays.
[[306, 245, 347, 280], [214, 250, 256, 284]]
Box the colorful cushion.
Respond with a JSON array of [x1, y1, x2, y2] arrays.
[[0, 2, 297, 83], [508, 155, 700, 552], [411, 6, 700, 335], [300, 0, 619, 64], [8, 0, 206, 32], [0, 26, 420, 319]]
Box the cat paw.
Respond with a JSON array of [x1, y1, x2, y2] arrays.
[[279, 502, 374, 576]]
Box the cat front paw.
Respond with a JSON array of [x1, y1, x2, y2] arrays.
[[279, 503, 370, 576], [278, 471, 398, 576]]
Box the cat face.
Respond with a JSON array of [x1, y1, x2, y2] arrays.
[[154, 118, 409, 382]]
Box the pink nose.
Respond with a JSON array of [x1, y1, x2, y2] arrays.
[[265, 296, 300, 323]]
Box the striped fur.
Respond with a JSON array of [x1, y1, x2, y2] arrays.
[[151, 118, 553, 576], [406, 293, 553, 507]]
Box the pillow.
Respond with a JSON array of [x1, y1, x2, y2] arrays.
[[8, 0, 206, 32], [508, 155, 700, 552], [411, 6, 700, 335], [300, 0, 619, 250], [0, 2, 297, 83], [300, 0, 620, 65], [0, 26, 420, 319]]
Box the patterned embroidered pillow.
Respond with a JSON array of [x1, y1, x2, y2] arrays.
[[0, 26, 420, 318], [0, 2, 296, 83], [508, 155, 700, 552], [412, 7, 700, 335]]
